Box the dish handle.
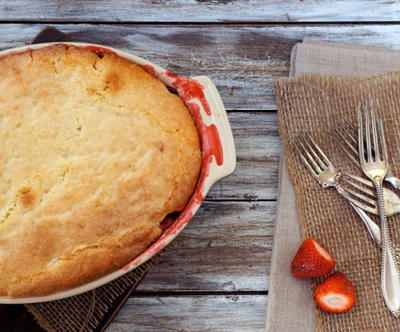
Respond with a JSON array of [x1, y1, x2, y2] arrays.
[[191, 76, 236, 181]]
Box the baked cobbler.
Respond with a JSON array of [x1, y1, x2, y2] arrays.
[[0, 45, 201, 297]]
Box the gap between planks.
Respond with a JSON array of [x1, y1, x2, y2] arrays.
[[0, 20, 400, 25], [130, 291, 268, 297]]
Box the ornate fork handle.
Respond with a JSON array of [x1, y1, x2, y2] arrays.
[[344, 197, 400, 261], [339, 187, 400, 263], [351, 201, 400, 264], [375, 179, 400, 317]]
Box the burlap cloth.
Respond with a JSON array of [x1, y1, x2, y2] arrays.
[[273, 41, 400, 331], [13, 27, 158, 332], [26, 260, 155, 331]]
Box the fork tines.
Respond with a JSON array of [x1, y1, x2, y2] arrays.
[[341, 173, 378, 213], [295, 132, 332, 178], [335, 119, 359, 167], [295, 131, 384, 215], [358, 102, 388, 167]]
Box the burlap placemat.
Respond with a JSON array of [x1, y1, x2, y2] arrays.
[[12, 27, 159, 332], [26, 259, 155, 332], [276, 72, 400, 331]]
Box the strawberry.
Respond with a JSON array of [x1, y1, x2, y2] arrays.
[[314, 272, 355, 313], [291, 238, 335, 278]]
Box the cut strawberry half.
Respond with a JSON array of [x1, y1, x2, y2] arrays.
[[291, 238, 335, 279], [314, 272, 355, 313]]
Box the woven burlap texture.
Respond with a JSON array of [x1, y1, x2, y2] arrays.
[[276, 72, 400, 332], [25, 259, 155, 332]]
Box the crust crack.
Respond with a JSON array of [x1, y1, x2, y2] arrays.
[[51, 55, 63, 74], [0, 197, 17, 224]]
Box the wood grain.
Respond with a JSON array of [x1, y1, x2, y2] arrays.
[[108, 295, 267, 332], [0, 24, 400, 110], [138, 201, 275, 292], [0, 1, 398, 23], [208, 112, 280, 200]]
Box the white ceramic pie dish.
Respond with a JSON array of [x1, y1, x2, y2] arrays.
[[0, 42, 236, 304]]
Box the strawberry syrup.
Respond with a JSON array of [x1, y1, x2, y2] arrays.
[[80, 45, 117, 57], [122, 65, 224, 270]]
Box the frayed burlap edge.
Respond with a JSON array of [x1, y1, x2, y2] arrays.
[[25, 258, 156, 332]]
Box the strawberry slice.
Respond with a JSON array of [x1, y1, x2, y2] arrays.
[[314, 272, 355, 313], [291, 238, 335, 278]]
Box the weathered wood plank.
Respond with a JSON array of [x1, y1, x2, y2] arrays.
[[1, 24, 400, 110], [208, 112, 280, 200], [0, 1, 398, 23], [138, 201, 274, 292], [108, 295, 267, 332]]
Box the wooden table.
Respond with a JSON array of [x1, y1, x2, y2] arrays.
[[1, 1, 400, 331]]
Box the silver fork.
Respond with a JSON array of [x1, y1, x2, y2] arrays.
[[358, 105, 400, 317], [341, 173, 400, 217], [295, 133, 381, 245], [336, 119, 400, 189]]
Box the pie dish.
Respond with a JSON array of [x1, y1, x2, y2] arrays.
[[0, 42, 236, 304]]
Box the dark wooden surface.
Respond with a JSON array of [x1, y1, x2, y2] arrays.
[[1, 2, 400, 331]]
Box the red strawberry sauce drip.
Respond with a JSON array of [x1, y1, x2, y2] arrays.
[[81, 45, 117, 57], [165, 72, 212, 115], [164, 71, 223, 165], [142, 64, 158, 77], [122, 64, 226, 271]]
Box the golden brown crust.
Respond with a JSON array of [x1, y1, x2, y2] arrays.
[[0, 45, 201, 297]]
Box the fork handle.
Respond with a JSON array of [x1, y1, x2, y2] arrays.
[[335, 185, 382, 244], [349, 202, 381, 245], [376, 182, 400, 316]]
